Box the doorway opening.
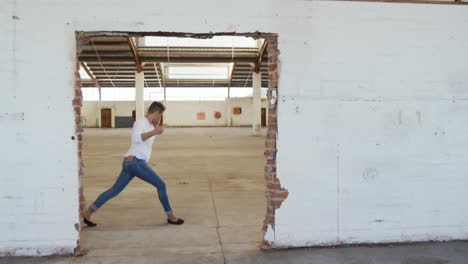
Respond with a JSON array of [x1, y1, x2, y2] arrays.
[[73, 31, 286, 253]]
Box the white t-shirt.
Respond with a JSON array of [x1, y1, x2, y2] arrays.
[[125, 118, 155, 162]]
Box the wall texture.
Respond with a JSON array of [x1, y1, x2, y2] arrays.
[[82, 99, 268, 127], [1, 0, 468, 256]]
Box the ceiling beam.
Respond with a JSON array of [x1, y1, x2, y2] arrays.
[[126, 37, 143, 73], [79, 57, 258, 64], [254, 40, 268, 73], [83, 41, 129, 46], [80, 62, 100, 88], [79, 51, 133, 56]]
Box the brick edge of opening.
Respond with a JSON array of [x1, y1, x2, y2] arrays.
[[74, 59, 86, 255], [260, 36, 289, 250], [73, 32, 287, 252]]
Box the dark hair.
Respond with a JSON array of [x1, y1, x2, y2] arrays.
[[148, 101, 166, 113]]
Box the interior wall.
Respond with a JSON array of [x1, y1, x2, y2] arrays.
[[82, 98, 268, 127], [161, 100, 228, 126], [82, 101, 136, 128], [229, 98, 268, 127], [1, 0, 468, 256]]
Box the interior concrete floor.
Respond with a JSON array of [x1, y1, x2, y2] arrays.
[[2, 127, 468, 264], [77, 127, 268, 263]]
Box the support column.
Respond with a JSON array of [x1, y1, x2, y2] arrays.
[[252, 71, 262, 135], [226, 98, 232, 127], [97, 87, 102, 127], [135, 72, 145, 120]]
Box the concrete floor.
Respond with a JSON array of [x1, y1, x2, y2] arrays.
[[2, 127, 468, 263], [77, 127, 268, 263]]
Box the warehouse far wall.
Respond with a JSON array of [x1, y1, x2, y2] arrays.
[[82, 98, 268, 128]]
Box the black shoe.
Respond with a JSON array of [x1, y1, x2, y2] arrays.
[[83, 217, 97, 227], [167, 218, 184, 225]]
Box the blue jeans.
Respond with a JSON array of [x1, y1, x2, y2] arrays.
[[90, 156, 173, 215]]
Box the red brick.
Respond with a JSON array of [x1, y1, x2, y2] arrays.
[[266, 48, 277, 56], [265, 140, 276, 148], [263, 38, 281, 242], [259, 240, 272, 250], [272, 192, 289, 199], [266, 132, 276, 140], [266, 177, 277, 184], [73, 98, 82, 106], [267, 42, 278, 49], [76, 34, 91, 41], [264, 215, 274, 223], [75, 89, 82, 97], [74, 107, 81, 116], [267, 182, 282, 189], [264, 149, 276, 157], [264, 165, 276, 173], [270, 201, 283, 208], [268, 64, 277, 72]]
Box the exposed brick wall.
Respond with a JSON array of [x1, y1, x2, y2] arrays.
[[260, 36, 288, 250], [74, 62, 86, 221]]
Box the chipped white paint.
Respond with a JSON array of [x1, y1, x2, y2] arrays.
[[0, 0, 468, 256]]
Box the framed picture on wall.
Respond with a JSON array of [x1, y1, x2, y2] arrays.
[[233, 107, 242, 115]]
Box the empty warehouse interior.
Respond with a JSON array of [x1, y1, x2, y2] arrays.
[[2, 0, 468, 263], [75, 34, 277, 256]]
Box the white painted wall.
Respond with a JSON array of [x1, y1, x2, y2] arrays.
[[229, 98, 268, 126], [273, 4, 468, 247], [82, 99, 268, 127], [164, 101, 227, 126], [82, 101, 135, 128], [1, 0, 468, 255]]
